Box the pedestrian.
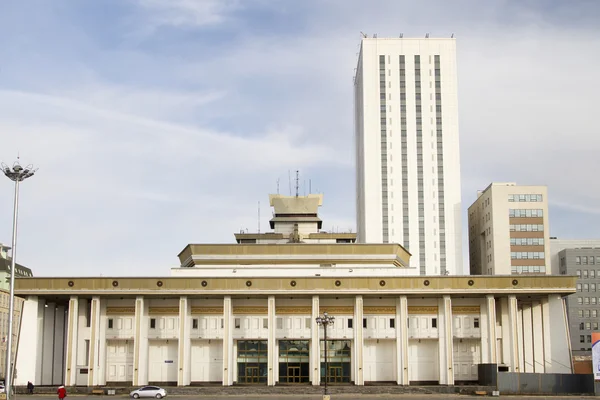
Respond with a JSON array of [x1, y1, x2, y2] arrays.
[[27, 381, 34, 394], [57, 385, 67, 400]]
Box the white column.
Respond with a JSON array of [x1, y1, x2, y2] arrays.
[[15, 297, 40, 386], [396, 296, 409, 385], [267, 296, 276, 386], [41, 301, 55, 385], [64, 297, 78, 386], [311, 295, 320, 386], [522, 304, 533, 372], [87, 297, 101, 386], [541, 297, 552, 372], [507, 295, 520, 373], [354, 295, 364, 385], [517, 306, 525, 373], [178, 296, 190, 386], [438, 295, 454, 385], [52, 305, 66, 385], [485, 295, 497, 364], [97, 301, 107, 385], [133, 296, 148, 386], [532, 301, 544, 373], [222, 296, 233, 386]]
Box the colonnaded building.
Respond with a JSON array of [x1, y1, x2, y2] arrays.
[[15, 194, 575, 387]]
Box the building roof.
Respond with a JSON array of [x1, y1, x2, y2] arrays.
[[177, 243, 411, 268], [0, 258, 33, 277]]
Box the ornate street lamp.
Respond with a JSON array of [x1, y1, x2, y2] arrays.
[[2, 160, 36, 400], [316, 312, 335, 396]]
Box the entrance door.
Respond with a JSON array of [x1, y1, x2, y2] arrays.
[[287, 366, 301, 383], [328, 366, 343, 383], [453, 339, 480, 381], [106, 340, 134, 383], [246, 367, 260, 383]]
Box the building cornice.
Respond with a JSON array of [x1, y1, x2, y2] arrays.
[[14, 275, 576, 297]]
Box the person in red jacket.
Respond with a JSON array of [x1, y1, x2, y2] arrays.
[[57, 385, 67, 400]]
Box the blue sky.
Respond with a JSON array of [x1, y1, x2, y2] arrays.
[[0, 0, 599, 276]]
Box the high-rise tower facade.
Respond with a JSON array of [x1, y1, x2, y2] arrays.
[[355, 37, 462, 275]]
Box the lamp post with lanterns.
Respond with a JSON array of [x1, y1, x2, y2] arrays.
[[2, 160, 36, 400], [316, 312, 335, 397]]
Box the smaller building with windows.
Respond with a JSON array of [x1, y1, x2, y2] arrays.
[[468, 183, 550, 275], [553, 242, 600, 356]]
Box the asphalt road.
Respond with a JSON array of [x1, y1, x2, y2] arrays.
[[11, 396, 600, 400]]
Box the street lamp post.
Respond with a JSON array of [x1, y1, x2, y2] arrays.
[[316, 312, 334, 398], [2, 160, 36, 400]]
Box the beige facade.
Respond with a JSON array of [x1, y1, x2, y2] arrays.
[[468, 183, 550, 275]]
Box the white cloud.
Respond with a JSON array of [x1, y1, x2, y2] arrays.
[[135, 0, 241, 30]]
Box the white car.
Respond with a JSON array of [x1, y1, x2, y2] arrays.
[[129, 386, 167, 399]]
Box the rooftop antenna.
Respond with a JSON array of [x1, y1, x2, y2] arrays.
[[425, 33, 429, 38], [295, 170, 299, 197], [277, 178, 280, 194], [258, 201, 260, 234], [451, 33, 454, 38], [373, 33, 377, 38], [309, 179, 312, 194], [400, 33, 403, 38], [360, 31, 367, 38], [288, 170, 292, 196]]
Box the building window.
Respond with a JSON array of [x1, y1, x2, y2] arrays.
[[591, 257, 596, 265], [588, 335, 592, 343], [235, 318, 241, 329], [592, 297, 597, 305], [594, 322, 599, 330], [591, 270, 596, 278], [583, 256, 589, 265], [586, 322, 592, 330], [577, 270, 581, 277], [584, 284, 589, 291], [584, 270, 589, 278], [347, 318, 353, 329], [432, 318, 438, 328], [585, 297, 590, 305], [592, 284, 597, 292], [578, 298, 583, 305], [509, 209, 544, 218], [150, 318, 156, 329], [108, 319, 113, 329], [580, 335, 585, 343], [585, 310, 591, 318], [276, 318, 283, 329], [579, 310, 584, 318], [192, 318, 198, 329], [390, 318, 395, 328], [577, 283, 582, 291], [473, 318, 480, 328], [363, 318, 367, 328], [263, 318, 268, 329], [580, 322, 585, 330], [576, 256, 581, 265], [593, 310, 598, 318], [221, 318, 224, 329]]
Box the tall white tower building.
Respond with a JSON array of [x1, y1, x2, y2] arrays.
[[355, 37, 463, 275]]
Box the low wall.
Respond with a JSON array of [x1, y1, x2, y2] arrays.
[[498, 372, 594, 395]]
